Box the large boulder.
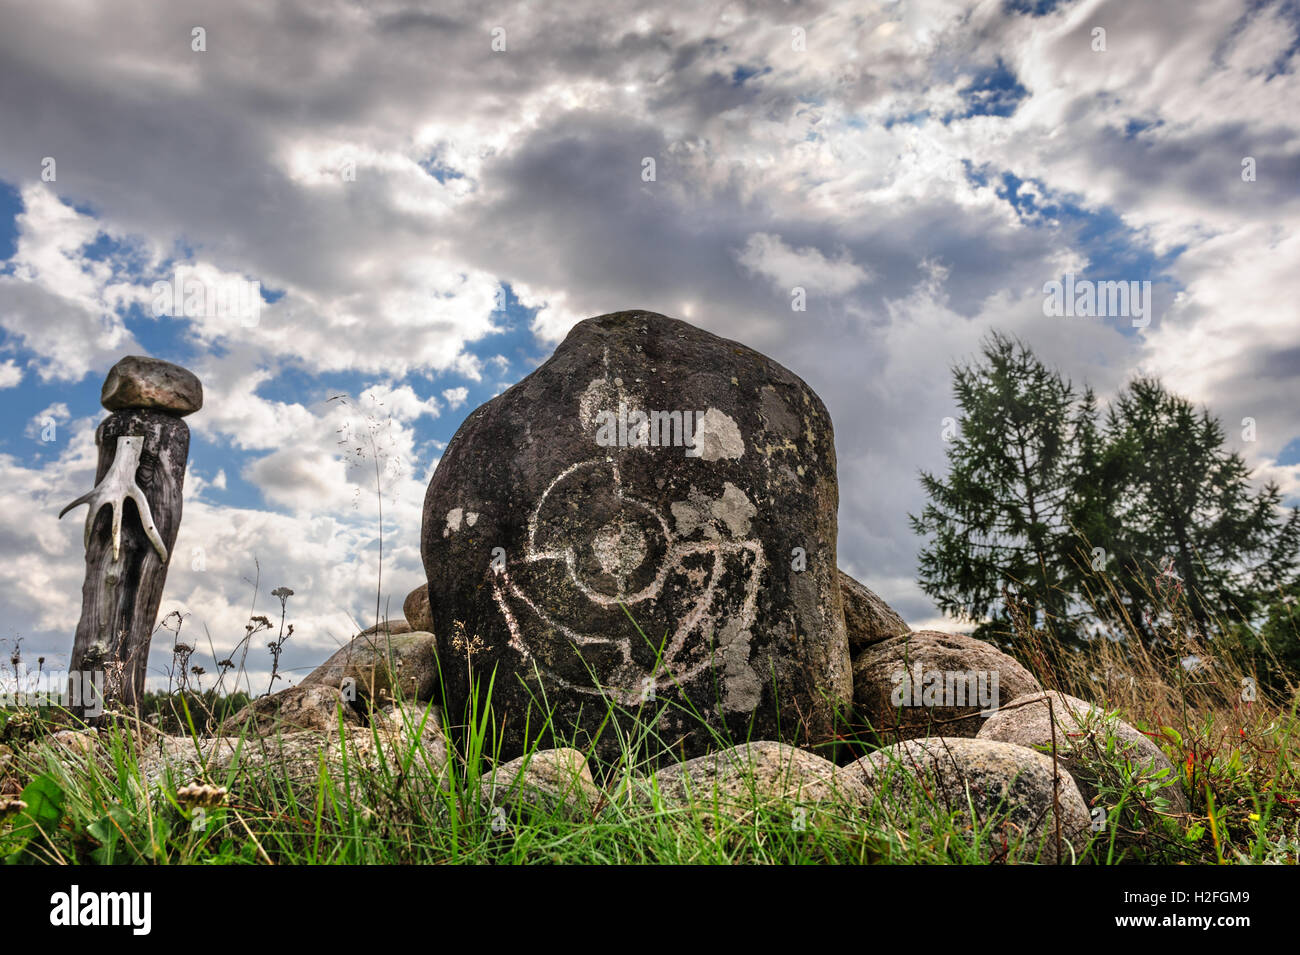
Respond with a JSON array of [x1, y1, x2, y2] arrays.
[[852, 630, 1040, 742], [851, 737, 1091, 864], [839, 569, 909, 650], [977, 690, 1188, 813], [299, 629, 439, 704], [422, 311, 851, 761]]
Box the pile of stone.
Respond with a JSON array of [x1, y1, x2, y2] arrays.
[[120, 311, 1185, 861]]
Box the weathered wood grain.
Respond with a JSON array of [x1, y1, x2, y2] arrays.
[[67, 409, 188, 717]]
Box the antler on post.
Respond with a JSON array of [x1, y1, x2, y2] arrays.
[[59, 434, 169, 562]]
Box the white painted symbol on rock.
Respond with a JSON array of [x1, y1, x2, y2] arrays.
[[492, 459, 764, 707]]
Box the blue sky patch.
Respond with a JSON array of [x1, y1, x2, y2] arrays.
[[1004, 0, 1072, 16], [949, 59, 1029, 120], [1122, 117, 1164, 139], [420, 153, 466, 184], [0, 180, 21, 263], [731, 64, 771, 86]]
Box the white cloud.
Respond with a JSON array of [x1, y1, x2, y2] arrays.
[[0, 186, 143, 382], [735, 232, 873, 296], [0, 359, 22, 388], [0, 0, 1295, 657], [357, 382, 440, 423]]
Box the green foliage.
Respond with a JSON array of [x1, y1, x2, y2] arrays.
[[911, 332, 1089, 644], [5, 774, 65, 863], [1095, 378, 1300, 643], [913, 333, 1300, 650]]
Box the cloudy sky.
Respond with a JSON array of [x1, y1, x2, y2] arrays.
[[0, 0, 1297, 692]]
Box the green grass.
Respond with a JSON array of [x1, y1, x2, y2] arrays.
[[2, 664, 1296, 865], [4, 559, 1299, 866]]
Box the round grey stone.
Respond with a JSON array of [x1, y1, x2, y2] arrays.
[[300, 629, 439, 704], [839, 568, 909, 650], [853, 630, 1041, 742], [403, 584, 433, 633], [482, 748, 601, 818], [101, 355, 203, 416], [223, 683, 363, 736], [632, 740, 868, 824], [977, 690, 1188, 813], [851, 736, 1091, 863]]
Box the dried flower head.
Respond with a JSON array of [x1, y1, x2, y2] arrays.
[[0, 798, 28, 821], [176, 782, 227, 809], [450, 620, 485, 656]]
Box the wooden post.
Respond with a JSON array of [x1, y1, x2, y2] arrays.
[[60, 357, 201, 720]]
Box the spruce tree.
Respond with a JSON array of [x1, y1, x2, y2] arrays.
[[1099, 377, 1300, 642], [910, 332, 1084, 643]]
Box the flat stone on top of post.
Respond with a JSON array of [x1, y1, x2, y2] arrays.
[[100, 355, 203, 416]]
